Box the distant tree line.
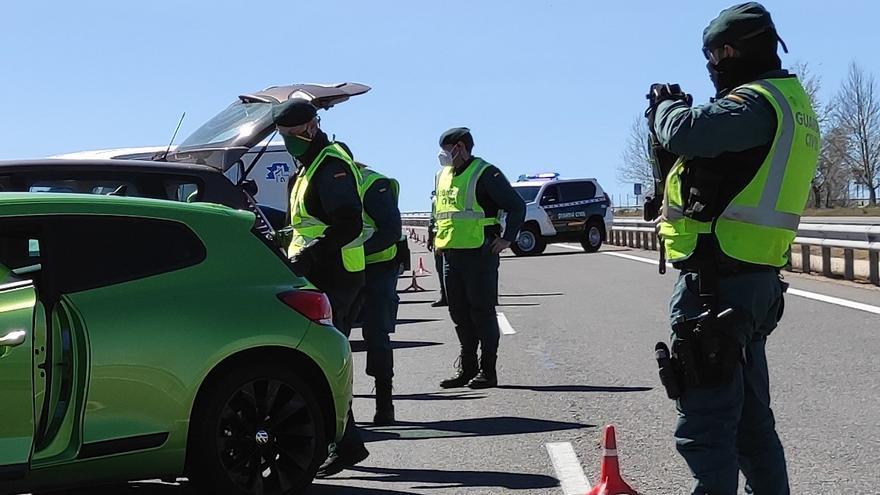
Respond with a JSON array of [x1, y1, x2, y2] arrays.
[[617, 61, 880, 207]]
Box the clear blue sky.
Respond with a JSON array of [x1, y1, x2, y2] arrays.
[[2, 1, 877, 210]]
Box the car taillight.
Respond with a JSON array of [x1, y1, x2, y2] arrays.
[[277, 290, 333, 326]]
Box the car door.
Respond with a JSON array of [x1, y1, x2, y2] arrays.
[[0, 252, 38, 478], [553, 181, 596, 234], [539, 184, 566, 233]]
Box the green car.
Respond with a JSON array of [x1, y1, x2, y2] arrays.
[[0, 193, 352, 495]]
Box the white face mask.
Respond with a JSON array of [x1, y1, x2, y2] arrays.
[[438, 148, 454, 167]]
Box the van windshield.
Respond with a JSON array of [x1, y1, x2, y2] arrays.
[[178, 101, 273, 151], [514, 186, 540, 203]]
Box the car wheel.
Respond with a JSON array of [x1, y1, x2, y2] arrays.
[[580, 219, 604, 253], [189, 362, 327, 495], [511, 225, 546, 256]]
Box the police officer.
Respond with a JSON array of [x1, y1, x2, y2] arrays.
[[273, 99, 369, 476], [647, 4, 819, 494], [357, 163, 403, 425], [427, 168, 448, 307], [434, 127, 525, 389]]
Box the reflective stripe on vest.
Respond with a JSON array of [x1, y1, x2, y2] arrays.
[[288, 143, 366, 273], [659, 77, 819, 267], [434, 158, 500, 249], [360, 168, 400, 265]]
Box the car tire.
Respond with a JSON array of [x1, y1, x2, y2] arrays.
[[511, 225, 546, 256], [580, 219, 604, 253], [188, 362, 327, 495]]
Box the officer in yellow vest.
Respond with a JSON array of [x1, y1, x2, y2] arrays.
[[434, 128, 525, 389], [357, 164, 403, 426], [427, 168, 448, 307], [646, 4, 819, 494], [272, 99, 370, 477]]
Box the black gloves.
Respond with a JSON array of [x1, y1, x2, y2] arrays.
[[646, 83, 693, 109], [289, 239, 323, 277]]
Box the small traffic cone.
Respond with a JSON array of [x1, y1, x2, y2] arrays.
[[586, 425, 638, 495], [416, 256, 431, 275], [399, 269, 426, 293]]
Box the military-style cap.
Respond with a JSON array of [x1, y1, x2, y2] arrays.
[[439, 127, 473, 148], [703, 2, 787, 52], [272, 98, 317, 127]]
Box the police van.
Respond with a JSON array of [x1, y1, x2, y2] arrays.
[[509, 173, 612, 256]]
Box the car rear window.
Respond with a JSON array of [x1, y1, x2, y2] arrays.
[[26, 179, 141, 196], [559, 182, 597, 203], [50, 216, 206, 293]]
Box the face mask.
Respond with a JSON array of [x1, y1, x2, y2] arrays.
[[438, 148, 454, 167], [283, 134, 312, 157], [706, 57, 755, 95]]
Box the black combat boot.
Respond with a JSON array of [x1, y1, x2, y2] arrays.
[[468, 354, 498, 389], [373, 378, 395, 426], [439, 354, 478, 388]]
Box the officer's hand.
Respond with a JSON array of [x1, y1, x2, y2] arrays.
[[427, 236, 434, 252], [647, 83, 693, 108], [289, 248, 317, 277], [490, 238, 511, 255]]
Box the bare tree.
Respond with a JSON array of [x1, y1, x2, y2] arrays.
[[792, 61, 847, 208], [832, 62, 880, 205], [617, 116, 654, 191]]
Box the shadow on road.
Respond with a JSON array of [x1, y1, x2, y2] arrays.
[[349, 340, 443, 353], [501, 251, 582, 259], [361, 416, 592, 443], [339, 465, 558, 490], [59, 479, 420, 495], [398, 299, 435, 305], [308, 482, 419, 494], [395, 318, 443, 325], [353, 391, 486, 401], [499, 292, 564, 298], [498, 384, 653, 393]]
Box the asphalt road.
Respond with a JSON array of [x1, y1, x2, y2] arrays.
[[41, 240, 880, 494]]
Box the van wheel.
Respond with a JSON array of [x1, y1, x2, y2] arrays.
[[512, 225, 546, 256], [189, 362, 327, 495], [580, 219, 604, 253]]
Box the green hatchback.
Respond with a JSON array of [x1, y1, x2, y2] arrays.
[[0, 193, 352, 495]]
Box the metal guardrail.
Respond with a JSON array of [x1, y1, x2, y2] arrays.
[[400, 212, 880, 285], [608, 218, 880, 286]]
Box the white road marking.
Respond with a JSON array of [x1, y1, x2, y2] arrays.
[[596, 249, 880, 316], [787, 288, 880, 315], [497, 312, 517, 335], [546, 442, 592, 494]]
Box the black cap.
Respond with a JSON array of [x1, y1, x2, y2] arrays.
[[272, 98, 318, 127], [439, 127, 473, 149], [703, 2, 788, 53]]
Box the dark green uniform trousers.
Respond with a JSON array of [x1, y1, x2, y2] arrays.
[[670, 270, 789, 495], [445, 246, 500, 358]]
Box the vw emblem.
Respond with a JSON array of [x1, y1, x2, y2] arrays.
[[254, 430, 270, 445]]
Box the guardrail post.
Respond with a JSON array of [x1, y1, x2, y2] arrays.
[[870, 251, 879, 286], [821, 247, 832, 277], [801, 245, 811, 274], [650, 233, 657, 251], [844, 249, 855, 281]]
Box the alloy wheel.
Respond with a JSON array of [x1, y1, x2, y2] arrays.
[[217, 379, 317, 494]]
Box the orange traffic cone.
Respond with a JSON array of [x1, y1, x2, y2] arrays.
[[400, 269, 426, 293], [586, 425, 639, 495], [416, 256, 431, 275]]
